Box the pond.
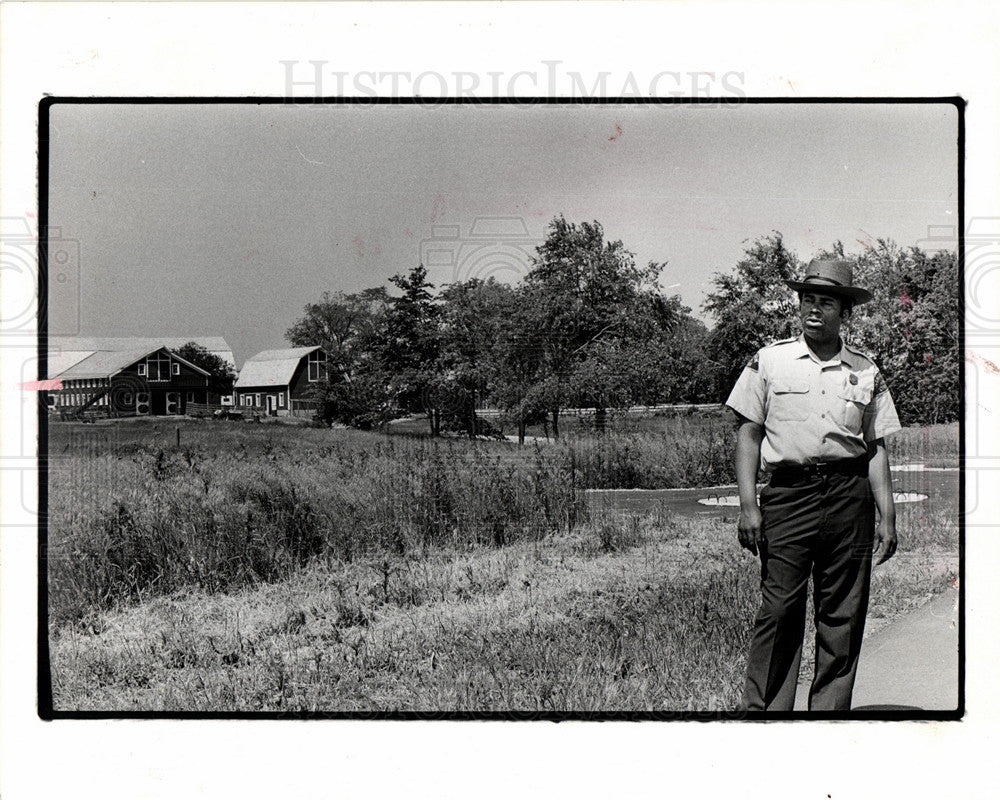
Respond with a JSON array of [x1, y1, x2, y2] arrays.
[[585, 464, 959, 519]]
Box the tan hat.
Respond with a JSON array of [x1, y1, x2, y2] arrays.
[[785, 257, 872, 305]]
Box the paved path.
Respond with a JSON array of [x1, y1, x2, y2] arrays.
[[793, 585, 959, 711]]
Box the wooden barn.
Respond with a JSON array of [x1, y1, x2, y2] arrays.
[[234, 346, 328, 417], [48, 344, 211, 418], [47, 336, 236, 417], [50, 336, 235, 373]]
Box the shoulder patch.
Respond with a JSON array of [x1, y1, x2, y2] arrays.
[[843, 341, 875, 365]]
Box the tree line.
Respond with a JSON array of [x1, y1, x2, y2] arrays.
[[272, 217, 957, 437], [703, 232, 959, 426]]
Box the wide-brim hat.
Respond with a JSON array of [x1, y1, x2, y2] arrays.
[[785, 257, 872, 305]]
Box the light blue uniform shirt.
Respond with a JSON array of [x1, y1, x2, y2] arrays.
[[725, 335, 902, 471]]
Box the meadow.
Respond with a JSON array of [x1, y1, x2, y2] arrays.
[[46, 414, 959, 712]]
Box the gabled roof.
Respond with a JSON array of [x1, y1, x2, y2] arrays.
[[49, 336, 235, 369], [48, 350, 98, 377], [235, 346, 323, 389], [55, 348, 157, 379], [51, 346, 211, 380]]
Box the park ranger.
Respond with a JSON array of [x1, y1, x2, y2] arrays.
[[725, 257, 901, 711]]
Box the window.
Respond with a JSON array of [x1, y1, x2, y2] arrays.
[[278, 393, 285, 408], [138, 364, 147, 377], [187, 392, 195, 402], [172, 363, 180, 376], [255, 394, 261, 407], [144, 352, 171, 382], [307, 350, 327, 382]]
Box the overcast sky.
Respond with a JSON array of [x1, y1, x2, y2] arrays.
[[47, 102, 958, 367]]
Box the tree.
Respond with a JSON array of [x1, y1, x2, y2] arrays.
[[433, 277, 515, 438], [285, 288, 393, 427], [703, 233, 959, 425], [285, 288, 389, 376], [380, 264, 443, 434], [703, 233, 801, 398], [487, 285, 548, 444], [174, 341, 237, 395], [520, 216, 666, 437], [848, 241, 959, 424]]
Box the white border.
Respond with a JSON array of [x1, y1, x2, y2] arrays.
[[3, 3, 999, 798]]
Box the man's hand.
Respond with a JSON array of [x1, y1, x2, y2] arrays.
[[867, 438, 897, 566], [738, 505, 765, 556], [733, 416, 765, 557], [873, 517, 897, 565]]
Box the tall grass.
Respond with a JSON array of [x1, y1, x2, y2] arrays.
[[47, 423, 581, 622], [563, 415, 736, 489], [49, 494, 958, 712], [887, 422, 960, 465], [46, 416, 957, 624]]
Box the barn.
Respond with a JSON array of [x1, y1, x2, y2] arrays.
[[233, 346, 328, 417], [48, 344, 211, 418], [48, 336, 237, 417], [50, 336, 236, 373]]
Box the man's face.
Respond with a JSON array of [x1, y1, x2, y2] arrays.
[[799, 290, 847, 340]]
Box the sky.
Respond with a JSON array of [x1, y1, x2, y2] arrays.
[[47, 102, 958, 368]]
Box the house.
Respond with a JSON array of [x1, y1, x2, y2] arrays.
[[47, 344, 211, 417], [234, 346, 328, 416]]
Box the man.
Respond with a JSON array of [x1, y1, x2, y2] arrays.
[[725, 257, 901, 711]]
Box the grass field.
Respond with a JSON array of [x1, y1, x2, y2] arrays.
[[46, 416, 959, 712]]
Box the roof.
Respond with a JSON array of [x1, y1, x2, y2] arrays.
[[235, 346, 323, 389], [48, 350, 97, 377], [49, 336, 235, 369], [55, 348, 158, 379], [51, 345, 212, 380]]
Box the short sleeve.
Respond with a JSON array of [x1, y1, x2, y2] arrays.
[[725, 352, 766, 425], [862, 368, 902, 441]]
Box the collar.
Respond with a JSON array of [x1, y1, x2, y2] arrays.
[[795, 334, 846, 366]]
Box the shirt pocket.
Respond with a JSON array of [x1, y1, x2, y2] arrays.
[[769, 380, 810, 421], [838, 375, 874, 432]]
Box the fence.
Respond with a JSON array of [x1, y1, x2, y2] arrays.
[[185, 402, 216, 417], [290, 399, 318, 418], [476, 403, 722, 420]]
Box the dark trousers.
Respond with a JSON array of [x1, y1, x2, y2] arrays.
[[742, 471, 875, 711]]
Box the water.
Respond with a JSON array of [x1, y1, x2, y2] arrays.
[[585, 466, 959, 519]]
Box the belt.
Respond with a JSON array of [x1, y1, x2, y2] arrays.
[[769, 456, 869, 483]]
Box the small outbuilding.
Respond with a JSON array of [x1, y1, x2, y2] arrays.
[[234, 346, 328, 417]]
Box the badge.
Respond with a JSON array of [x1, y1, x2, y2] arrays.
[[849, 373, 858, 385]]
